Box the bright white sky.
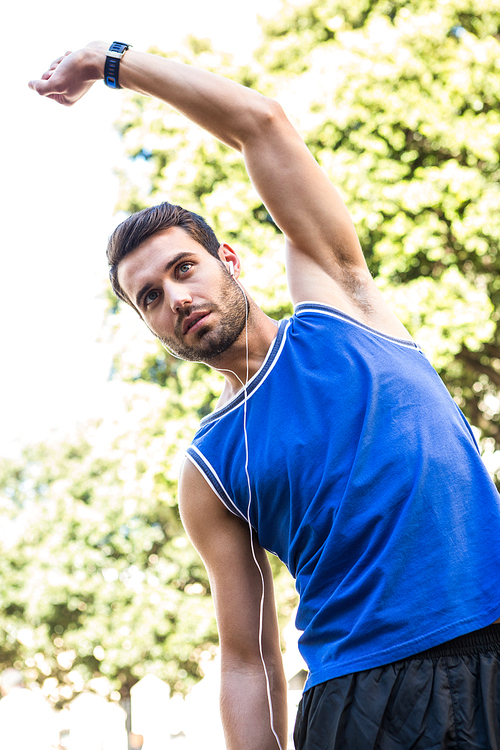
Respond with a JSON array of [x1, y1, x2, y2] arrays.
[[1, 0, 281, 456]]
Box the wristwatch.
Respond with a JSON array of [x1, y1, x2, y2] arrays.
[[104, 42, 132, 89]]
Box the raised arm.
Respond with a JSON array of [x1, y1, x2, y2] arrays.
[[178, 458, 288, 750], [29, 42, 410, 337], [28, 44, 353, 253]]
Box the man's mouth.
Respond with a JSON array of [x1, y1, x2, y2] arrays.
[[182, 312, 210, 336]]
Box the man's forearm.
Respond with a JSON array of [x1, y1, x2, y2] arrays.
[[29, 39, 334, 258], [220, 663, 288, 750], [83, 41, 277, 152]]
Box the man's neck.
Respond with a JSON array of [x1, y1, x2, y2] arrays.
[[213, 306, 279, 406]]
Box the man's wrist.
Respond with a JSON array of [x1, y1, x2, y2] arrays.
[[83, 41, 111, 81]]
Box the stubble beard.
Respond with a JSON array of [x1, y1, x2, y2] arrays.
[[160, 273, 248, 363]]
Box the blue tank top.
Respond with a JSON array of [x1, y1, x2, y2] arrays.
[[187, 302, 500, 690]]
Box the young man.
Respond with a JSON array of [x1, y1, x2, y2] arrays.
[[30, 42, 500, 750]]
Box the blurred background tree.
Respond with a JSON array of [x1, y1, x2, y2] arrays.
[[1, 0, 499, 708], [0, 384, 218, 706]]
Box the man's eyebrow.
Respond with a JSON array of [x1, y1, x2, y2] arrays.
[[134, 251, 193, 308]]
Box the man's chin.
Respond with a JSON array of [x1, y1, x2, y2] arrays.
[[161, 336, 231, 363], [165, 294, 247, 362]]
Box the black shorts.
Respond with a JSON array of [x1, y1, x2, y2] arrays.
[[294, 623, 500, 750]]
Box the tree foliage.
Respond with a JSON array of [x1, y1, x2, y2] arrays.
[[0, 385, 217, 706]]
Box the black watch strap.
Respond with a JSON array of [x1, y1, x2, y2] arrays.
[[104, 42, 132, 89]]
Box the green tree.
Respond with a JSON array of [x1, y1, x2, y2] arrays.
[[0, 384, 219, 706]]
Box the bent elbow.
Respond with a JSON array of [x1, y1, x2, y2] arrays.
[[254, 97, 288, 136], [234, 96, 289, 149]]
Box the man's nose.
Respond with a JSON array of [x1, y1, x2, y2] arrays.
[[167, 282, 193, 313]]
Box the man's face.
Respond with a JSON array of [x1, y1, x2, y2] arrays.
[[117, 226, 247, 362]]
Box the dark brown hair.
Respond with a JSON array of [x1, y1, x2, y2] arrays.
[[106, 202, 221, 305]]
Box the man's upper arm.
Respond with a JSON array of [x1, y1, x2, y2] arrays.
[[178, 457, 281, 663], [242, 104, 362, 272], [242, 102, 412, 338]]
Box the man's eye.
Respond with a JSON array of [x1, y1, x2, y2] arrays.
[[178, 262, 193, 275], [145, 290, 159, 305]]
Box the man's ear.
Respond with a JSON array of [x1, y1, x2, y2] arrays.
[[218, 243, 241, 279]]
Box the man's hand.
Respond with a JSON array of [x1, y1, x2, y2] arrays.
[[28, 42, 107, 106]]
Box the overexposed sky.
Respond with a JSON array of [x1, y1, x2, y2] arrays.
[[1, 0, 281, 455]]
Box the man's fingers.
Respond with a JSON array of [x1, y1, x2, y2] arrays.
[[27, 79, 71, 106], [28, 73, 56, 93], [48, 51, 72, 67], [27, 79, 45, 94], [28, 78, 58, 96], [28, 51, 74, 94], [28, 48, 97, 106]]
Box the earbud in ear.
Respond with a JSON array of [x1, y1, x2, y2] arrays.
[[228, 261, 235, 276]]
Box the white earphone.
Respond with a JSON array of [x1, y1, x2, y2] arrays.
[[228, 260, 235, 276]]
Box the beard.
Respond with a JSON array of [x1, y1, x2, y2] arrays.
[[160, 270, 248, 362]]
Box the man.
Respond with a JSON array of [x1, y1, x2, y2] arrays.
[[29, 42, 500, 750]]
